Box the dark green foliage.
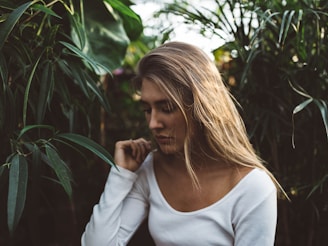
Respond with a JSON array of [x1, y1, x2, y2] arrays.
[[0, 0, 142, 244]]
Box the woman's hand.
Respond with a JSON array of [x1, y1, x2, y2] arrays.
[[114, 138, 152, 172]]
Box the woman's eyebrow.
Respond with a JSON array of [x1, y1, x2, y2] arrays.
[[140, 99, 172, 106]]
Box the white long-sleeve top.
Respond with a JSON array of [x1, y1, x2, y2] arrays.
[[81, 152, 277, 246]]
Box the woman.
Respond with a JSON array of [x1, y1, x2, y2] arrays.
[[81, 42, 280, 245]]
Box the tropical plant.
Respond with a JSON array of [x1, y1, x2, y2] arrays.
[[0, 0, 142, 244], [158, 0, 328, 245]]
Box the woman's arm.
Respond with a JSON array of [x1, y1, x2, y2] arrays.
[[233, 188, 277, 246], [82, 138, 152, 246], [232, 169, 278, 246], [81, 166, 149, 246]]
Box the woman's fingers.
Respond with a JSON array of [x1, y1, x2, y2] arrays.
[[114, 138, 151, 171], [130, 138, 151, 163]]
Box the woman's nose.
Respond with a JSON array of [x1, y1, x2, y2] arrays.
[[148, 111, 163, 129]]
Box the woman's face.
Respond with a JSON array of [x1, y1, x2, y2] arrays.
[[140, 78, 187, 155]]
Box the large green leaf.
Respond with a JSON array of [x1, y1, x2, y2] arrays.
[[7, 154, 28, 234], [0, 1, 33, 50], [70, 0, 130, 74], [54, 133, 115, 167], [105, 0, 143, 41], [45, 144, 73, 198]]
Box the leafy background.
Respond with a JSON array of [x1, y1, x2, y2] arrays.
[[0, 0, 327, 245]]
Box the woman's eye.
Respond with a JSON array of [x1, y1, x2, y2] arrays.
[[142, 108, 151, 114], [162, 104, 176, 113]]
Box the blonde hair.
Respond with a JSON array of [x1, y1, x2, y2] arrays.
[[133, 41, 286, 197]]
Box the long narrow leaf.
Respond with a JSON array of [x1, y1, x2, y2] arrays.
[[279, 10, 288, 44], [31, 4, 62, 19], [70, 13, 86, 50], [68, 62, 91, 97], [279, 10, 295, 45], [0, 1, 33, 50], [55, 133, 115, 167], [7, 154, 28, 234], [314, 99, 328, 139], [289, 80, 312, 99], [292, 98, 313, 148], [37, 61, 54, 124], [45, 144, 73, 198], [17, 124, 55, 140], [293, 98, 313, 115], [306, 174, 328, 199], [84, 72, 111, 113], [60, 41, 111, 75], [23, 51, 44, 126], [0, 52, 8, 84]]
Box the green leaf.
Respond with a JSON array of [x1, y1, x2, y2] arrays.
[[279, 10, 295, 46], [292, 98, 313, 148], [307, 174, 328, 199], [7, 154, 28, 234], [23, 51, 44, 127], [105, 0, 143, 40], [55, 133, 115, 167], [67, 61, 91, 97], [60, 41, 112, 75], [314, 99, 328, 139], [289, 80, 312, 99], [17, 124, 55, 140], [292, 98, 313, 115], [45, 144, 73, 198], [69, 13, 86, 50], [5, 85, 16, 133], [75, 0, 130, 73], [37, 61, 54, 124], [106, 0, 140, 21], [31, 4, 62, 19], [31, 144, 41, 177], [0, 52, 8, 84], [60, 60, 111, 113], [84, 72, 111, 113], [0, 1, 33, 50]]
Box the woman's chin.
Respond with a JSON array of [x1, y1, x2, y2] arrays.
[[158, 145, 183, 156]]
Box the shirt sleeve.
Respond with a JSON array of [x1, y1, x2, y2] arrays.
[[233, 171, 278, 246], [81, 165, 149, 246]]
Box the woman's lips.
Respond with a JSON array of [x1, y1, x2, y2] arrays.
[[155, 135, 172, 145]]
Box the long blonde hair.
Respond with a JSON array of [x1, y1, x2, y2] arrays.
[[133, 41, 285, 197]]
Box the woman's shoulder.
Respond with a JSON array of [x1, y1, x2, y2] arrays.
[[134, 151, 156, 186], [230, 168, 277, 202], [136, 151, 154, 174], [246, 168, 275, 186]]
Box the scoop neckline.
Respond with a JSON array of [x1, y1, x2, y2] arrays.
[[148, 152, 258, 215]]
